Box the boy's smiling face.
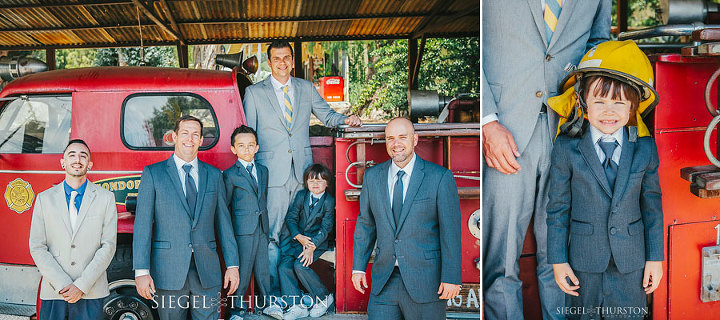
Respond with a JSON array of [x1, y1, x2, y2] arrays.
[[585, 79, 633, 135]]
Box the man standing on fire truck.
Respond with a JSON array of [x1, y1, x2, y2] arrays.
[[482, 1, 611, 319], [243, 40, 362, 295], [29, 139, 118, 320]]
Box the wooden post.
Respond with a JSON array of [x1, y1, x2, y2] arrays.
[[46, 48, 55, 70], [408, 38, 418, 91], [294, 40, 304, 79], [177, 44, 188, 68], [617, 0, 628, 33]]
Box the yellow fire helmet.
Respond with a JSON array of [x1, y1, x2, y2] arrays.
[[548, 40, 659, 138]]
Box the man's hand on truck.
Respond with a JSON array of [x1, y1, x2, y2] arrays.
[[482, 121, 521, 175], [552, 263, 580, 296], [59, 284, 84, 303], [344, 115, 363, 127], [135, 274, 156, 300], [643, 261, 663, 294]]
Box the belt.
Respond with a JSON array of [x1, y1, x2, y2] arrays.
[[540, 103, 547, 114]]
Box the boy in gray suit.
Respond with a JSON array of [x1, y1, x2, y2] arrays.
[[223, 125, 282, 320], [546, 41, 663, 319]]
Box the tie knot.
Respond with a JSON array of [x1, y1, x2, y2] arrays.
[[282, 85, 289, 93], [182, 163, 192, 174], [70, 190, 78, 198], [246, 163, 254, 173], [396, 170, 406, 179], [598, 140, 617, 161]]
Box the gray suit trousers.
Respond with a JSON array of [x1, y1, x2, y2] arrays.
[[567, 257, 647, 320], [483, 114, 565, 319], [267, 165, 303, 293], [154, 258, 220, 320], [231, 223, 271, 312], [367, 267, 446, 320]]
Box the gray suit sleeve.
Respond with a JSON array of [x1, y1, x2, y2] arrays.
[[311, 197, 335, 247], [352, 177, 377, 272], [74, 191, 118, 293], [133, 166, 155, 270], [285, 192, 304, 240], [482, 67, 498, 118], [216, 174, 239, 267], [438, 170, 462, 285], [243, 86, 258, 130], [309, 82, 347, 127], [586, 0, 612, 50], [546, 141, 572, 264], [641, 141, 664, 262], [29, 194, 73, 291]]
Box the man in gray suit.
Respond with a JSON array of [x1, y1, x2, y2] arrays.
[[243, 40, 362, 293], [352, 118, 461, 320], [133, 115, 240, 320], [482, 1, 610, 319]]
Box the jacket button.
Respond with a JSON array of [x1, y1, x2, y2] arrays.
[[189, 244, 193, 248], [289, 133, 293, 137], [71, 245, 76, 248], [288, 150, 292, 153], [536, 91, 543, 98], [610, 227, 617, 235], [545, 54, 552, 61], [611, 209, 617, 214], [70, 262, 75, 266]]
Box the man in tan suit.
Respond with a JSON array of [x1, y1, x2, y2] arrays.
[[29, 139, 117, 320]]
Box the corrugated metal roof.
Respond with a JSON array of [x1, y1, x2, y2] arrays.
[[0, 0, 478, 49]]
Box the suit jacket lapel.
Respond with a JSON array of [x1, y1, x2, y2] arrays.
[[72, 183, 96, 241], [548, 0, 575, 49], [52, 184, 73, 237], [165, 157, 192, 219], [612, 129, 635, 205], [527, 0, 548, 47], [290, 76, 302, 132], [578, 132, 613, 197], [396, 158, 425, 235], [263, 77, 290, 132], [193, 161, 209, 228], [236, 161, 258, 194], [378, 162, 397, 232]]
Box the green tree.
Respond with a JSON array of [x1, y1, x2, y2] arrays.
[[95, 47, 178, 67]]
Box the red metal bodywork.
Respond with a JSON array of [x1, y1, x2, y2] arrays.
[[652, 54, 720, 319]]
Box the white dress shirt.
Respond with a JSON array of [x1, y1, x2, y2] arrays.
[[270, 75, 295, 115], [309, 192, 325, 206], [353, 153, 417, 274], [237, 158, 258, 184], [589, 125, 623, 165]]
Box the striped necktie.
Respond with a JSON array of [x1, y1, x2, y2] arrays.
[[282, 85, 293, 128], [544, 0, 562, 45]]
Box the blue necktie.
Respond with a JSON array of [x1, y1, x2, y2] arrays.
[[310, 196, 319, 209], [183, 164, 197, 216], [599, 141, 618, 189], [544, 0, 563, 45], [392, 170, 406, 226]]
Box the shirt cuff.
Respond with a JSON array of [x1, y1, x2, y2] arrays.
[[352, 270, 366, 274], [135, 269, 150, 277], [227, 266, 239, 269], [482, 113, 499, 126]]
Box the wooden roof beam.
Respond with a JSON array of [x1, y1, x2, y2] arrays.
[[132, 0, 184, 45], [159, 0, 184, 43], [0, 1, 132, 10]]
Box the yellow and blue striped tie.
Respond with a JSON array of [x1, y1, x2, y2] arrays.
[[282, 85, 293, 128], [544, 0, 562, 45]]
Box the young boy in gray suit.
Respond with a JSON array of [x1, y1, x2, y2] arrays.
[[224, 125, 283, 320], [279, 164, 336, 320], [546, 41, 664, 319]]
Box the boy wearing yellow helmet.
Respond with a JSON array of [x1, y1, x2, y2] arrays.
[[545, 40, 664, 319]]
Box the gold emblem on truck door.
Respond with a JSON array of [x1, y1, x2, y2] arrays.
[[5, 178, 34, 213]]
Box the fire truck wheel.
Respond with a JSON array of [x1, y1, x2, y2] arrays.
[[103, 244, 159, 320]]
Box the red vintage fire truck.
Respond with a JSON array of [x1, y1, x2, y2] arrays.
[[0, 54, 481, 319]]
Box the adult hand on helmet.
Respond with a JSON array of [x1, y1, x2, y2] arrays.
[[483, 121, 521, 174]]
